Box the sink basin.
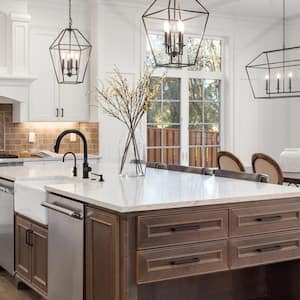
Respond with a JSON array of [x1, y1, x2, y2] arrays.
[[15, 176, 81, 225]]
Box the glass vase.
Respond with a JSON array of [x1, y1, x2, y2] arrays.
[[119, 129, 146, 177]]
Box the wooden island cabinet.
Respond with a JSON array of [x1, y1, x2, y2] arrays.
[[85, 198, 300, 300]]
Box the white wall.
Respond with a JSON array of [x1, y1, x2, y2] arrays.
[[231, 17, 290, 164], [94, 2, 142, 163], [285, 18, 300, 150], [93, 1, 291, 165]]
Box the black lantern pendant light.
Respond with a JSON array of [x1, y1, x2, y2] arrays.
[[142, 0, 209, 68], [49, 0, 92, 84], [246, 0, 300, 99]]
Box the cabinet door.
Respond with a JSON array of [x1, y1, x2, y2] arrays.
[[31, 223, 48, 294], [59, 83, 89, 122], [86, 207, 120, 300], [29, 30, 59, 121], [15, 215, 32, 281]]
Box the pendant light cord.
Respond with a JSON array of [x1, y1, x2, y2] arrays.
[[69, 0, 73, 28], [283, 0, 286, 49], [282, 0, 286, 79]]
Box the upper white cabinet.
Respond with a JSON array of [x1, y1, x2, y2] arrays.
[[29, 31, 57, 121], [29, 29, 90, 122], [59, 84, 89, 122]]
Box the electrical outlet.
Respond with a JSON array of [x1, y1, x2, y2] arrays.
[[29, 132, 36, 143], [70, 133, 77, 142]]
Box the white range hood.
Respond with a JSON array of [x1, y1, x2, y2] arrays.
[[0, 12, 37, 121]]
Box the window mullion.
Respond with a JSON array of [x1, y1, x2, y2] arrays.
[[181, 77, 189, 166]]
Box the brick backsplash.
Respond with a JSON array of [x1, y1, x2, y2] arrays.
[[0, 104, 99, 156]]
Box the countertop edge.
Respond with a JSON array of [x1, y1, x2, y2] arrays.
[[45, 185, 300, 214]]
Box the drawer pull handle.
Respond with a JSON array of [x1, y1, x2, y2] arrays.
[[170, 257, 200, 266], [256, 245, 282, 253], [26, 230, 33, 247], [256, 215, 282, 222], [170, 224, 201, 232]]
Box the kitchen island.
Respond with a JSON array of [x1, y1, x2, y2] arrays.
[[2, 162, 300, 300], [44, 164, 300, 300]]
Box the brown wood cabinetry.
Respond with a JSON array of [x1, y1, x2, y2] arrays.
[[15, 215, 32, 280], [85, 207, 120, 300], [137, 240, 228, 284], [86, 198, 300, 300], [230, 202, 300, 237], [230, 230, 300, 269], [15, 214, 48, 299], [137, 209, 228, 249]]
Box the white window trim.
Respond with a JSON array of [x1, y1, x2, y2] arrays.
[[144, 34, 225, 167]]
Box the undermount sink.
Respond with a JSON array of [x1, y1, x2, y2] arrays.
[[15, 176, 81, 225]]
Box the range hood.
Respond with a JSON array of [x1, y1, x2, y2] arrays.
[[0, 13, 37, 121], [0, 75, 36, 103]]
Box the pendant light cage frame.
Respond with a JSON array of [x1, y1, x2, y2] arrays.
[[49, 0, 92, 84], [246, 46, 300, 99], [245, 0, 300, 99], [142, 0, 209, 69]]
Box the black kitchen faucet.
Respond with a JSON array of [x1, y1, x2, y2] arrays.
[[54, 130, 92, 179]]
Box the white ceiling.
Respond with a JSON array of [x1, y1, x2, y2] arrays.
[[132, 0, 300, 19]]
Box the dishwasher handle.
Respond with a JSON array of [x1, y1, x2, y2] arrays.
[[41, 201, 83, 220]]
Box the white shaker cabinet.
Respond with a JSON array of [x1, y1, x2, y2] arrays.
[[58, 83, 89, 122], [29, 29, 89, 122]]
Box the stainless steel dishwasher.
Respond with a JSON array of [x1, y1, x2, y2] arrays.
[[0, 178, 15, 275], [42, 193, 84, 300]]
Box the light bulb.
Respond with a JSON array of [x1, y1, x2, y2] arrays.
[[61, 52, 66, 60], [164, 21, 170, 33], [67, 52, 71, 60], [177, 20, 184, 33], [289, 72, 293, 78], [277, 73, 281, 79], [265, 75, 269, 80]]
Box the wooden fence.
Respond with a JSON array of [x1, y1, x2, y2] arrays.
[[147, 127, 219, 167]]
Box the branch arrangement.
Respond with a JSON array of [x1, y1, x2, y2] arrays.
[[95, 67, 164, 175]]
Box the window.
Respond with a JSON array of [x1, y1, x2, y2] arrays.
[[147, 78, 181, 165], [146, 35, 223, 168], [189, 79, 221, 167]]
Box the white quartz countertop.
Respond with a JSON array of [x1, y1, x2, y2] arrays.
[[2, 162, 300, 213], [45, 165, 300, 213]]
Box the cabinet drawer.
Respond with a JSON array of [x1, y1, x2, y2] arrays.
[[137, 240, 228, 284], [230, 202, 300, 237], [230, 230, 300, 269], [137, 210, 228, 249]]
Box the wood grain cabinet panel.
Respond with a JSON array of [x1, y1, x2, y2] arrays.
[[15, 215, 32, 281], [137, 240, 228, 284], [15, 214, 48, 298], [230, 230, 300, 269], [31, 223, 48, 294], [230, 202, 300, 237], [86, 207, 120, 300], [137, 210, 228, 249]]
